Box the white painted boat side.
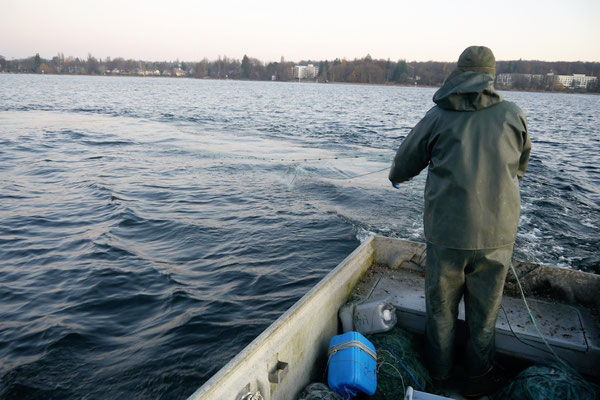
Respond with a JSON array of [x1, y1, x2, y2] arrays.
[[187, 236, 377, 400]]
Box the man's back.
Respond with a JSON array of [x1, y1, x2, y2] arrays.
[[389, 70, 531, 249]]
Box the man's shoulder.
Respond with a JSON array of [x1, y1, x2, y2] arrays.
[[496, 99, 525, 117], [424, 105, 442, 120]]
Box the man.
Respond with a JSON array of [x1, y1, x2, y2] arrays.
[[389, 46, 531, 398]]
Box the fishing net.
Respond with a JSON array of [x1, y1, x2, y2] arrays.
[[499, 363, 600, 400], [297, 383, 343, 400], [368, 326, 432, 400]]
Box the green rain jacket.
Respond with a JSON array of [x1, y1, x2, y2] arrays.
[[389, 71, 531, 250]]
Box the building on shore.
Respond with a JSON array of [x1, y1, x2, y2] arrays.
[[293, 64, 319, 80], [496, 73, 513, 87], [496, 72, 597, 90], [557, 74, 597, 89], [172, 68, 186, 77]]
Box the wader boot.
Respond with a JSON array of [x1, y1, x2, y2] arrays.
[[424, 242, 512, 381]]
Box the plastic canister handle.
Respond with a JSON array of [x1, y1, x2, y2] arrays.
[[382, 309, 392, 322]]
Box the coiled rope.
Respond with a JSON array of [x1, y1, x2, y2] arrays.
[[327, 340, 377, 362]]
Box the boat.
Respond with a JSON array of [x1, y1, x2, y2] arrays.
[[187, 236, 600, 400]]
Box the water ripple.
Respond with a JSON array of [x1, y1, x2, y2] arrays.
[[0, 75, 598, 400]]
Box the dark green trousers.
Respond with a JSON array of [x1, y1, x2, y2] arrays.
[[424, 242, 513, 380]]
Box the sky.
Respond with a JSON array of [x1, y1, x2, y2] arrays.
[[1, 0, 599, 63]]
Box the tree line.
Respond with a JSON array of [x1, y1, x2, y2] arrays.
[[1, 52, 599, 92]]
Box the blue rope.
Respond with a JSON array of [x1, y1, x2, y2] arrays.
[[355, 313, 425, 392], [379, 344, 425, 391]]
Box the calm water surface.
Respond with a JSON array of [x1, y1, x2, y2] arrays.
[[0, 75, 599, 399]]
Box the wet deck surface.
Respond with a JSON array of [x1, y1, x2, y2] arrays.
[[349, 260, 600, 397], [354, 262, 588, 351]]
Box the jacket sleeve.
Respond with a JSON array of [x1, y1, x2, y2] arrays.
[[517, 113, 531, 181], [389, 111, 436, 184]]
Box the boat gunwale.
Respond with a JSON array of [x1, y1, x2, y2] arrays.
[[187, 235, 377, 400]]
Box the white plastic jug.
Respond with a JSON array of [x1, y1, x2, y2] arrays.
[[338, 297, 397, 334]]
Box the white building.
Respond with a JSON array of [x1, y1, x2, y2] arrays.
[[573, 74, 597, 88], [293, 64, 319, 80], [557, 74, 597, 89], [557, 75, 574, 87], [496, 73, 513, 87]]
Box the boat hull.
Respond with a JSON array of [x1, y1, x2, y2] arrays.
[[188, 236, 600, 400]]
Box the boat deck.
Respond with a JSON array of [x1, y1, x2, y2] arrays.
[[350, 243, 600, 379], [187, 236, 600, 400]]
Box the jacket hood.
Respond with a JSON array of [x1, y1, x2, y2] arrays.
[[447, 45, 496, 82], [433, 71, 503, 111]]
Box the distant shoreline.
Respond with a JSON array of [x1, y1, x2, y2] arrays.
[[2, 53, 599, 93], [2, 71, 598, 95]]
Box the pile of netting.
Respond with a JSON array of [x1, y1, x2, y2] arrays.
[[368, 326, 432, 400], [499, 362, 599, 400], [297, 383, 343, 400]]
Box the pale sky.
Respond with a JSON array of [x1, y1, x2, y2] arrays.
[[1, 0, 599, 62]]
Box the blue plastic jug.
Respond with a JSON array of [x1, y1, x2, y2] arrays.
[[327, 331, 377, 397]]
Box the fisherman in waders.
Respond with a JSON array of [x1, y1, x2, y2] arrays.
[[389, 46, 531, 398]]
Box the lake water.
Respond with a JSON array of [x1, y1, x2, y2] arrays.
[[1, 74, 599, 399]]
